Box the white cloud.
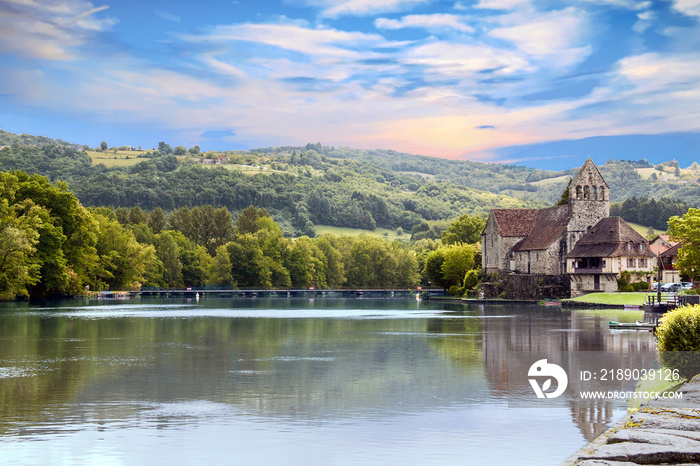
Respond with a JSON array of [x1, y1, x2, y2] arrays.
[[474, 0, 531, 10], [633, 10, 655, 32], [184, 23, 390, 59], [155, 10, 181, 23], [670, 0, 700, 18], [375, 14, 474, 32], [488, 8, 591, 67], [575, 0, 647, 9], [0, 0, 115, 60], [406, 42, 528, 74], [303, 0, 431, 18], [199, 55, 246, 79]]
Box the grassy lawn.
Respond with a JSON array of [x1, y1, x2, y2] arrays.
[[565, 292, 650, 306], [315, 225, 405, 240]]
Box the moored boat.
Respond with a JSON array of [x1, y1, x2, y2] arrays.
[[608, 320, 656, 330]]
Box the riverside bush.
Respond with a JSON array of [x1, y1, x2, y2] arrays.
[[633, 281, 650, 291], [656, 304, 700, 379], [657, 305, 700, 351]]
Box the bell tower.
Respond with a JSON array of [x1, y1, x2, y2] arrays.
[[566, 159, 609, 254]]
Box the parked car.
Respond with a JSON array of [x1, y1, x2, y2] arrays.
[[652, 282, 662, 291], [661, 283, 682, 292], [681, 282, 693, 290]]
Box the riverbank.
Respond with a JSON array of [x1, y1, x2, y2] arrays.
[[562, 375, 700, 465]]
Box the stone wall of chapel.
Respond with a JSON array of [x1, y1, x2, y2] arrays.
[[481, 215, 502, 272], [567, 199, 610, 237], [512, 240, 562, 275], [500, 237, 524, 271], [482, 273, 571, 299], [481, 213, 528, 273], [566, 162, 610, 255]]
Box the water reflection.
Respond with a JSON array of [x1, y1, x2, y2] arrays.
[[0, 298, 655, 464], [479, 304, 656, 441]]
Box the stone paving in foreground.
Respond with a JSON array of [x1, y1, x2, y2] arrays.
[[566, 376, 700, 465]]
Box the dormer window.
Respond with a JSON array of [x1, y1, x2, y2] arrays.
[[639, 243, 644, 251], [628, 242, 633, 251]]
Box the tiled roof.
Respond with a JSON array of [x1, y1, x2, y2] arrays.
[[650, 244, 670, 256], [651, 235, 679, 249], [512, 206, 569, 251], [566, 217, 655, 258], [661, 243, 680, 258], [492, 209, 539, 237]]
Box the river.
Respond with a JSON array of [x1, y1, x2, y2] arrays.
[[0, 297, 657, 465]]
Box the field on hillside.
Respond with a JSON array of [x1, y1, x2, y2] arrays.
[[88, 150, 149, 167], [88, 150, 289, 175], [531, 175, 570, 186], [314, 225, 405, 240]]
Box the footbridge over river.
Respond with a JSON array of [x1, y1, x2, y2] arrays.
[[133, 288, 446, 299]]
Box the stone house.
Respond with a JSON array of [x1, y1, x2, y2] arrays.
[[482, 159, 610, 277], [659, 243, 681, 284], [649, 235, 677, 255], [566, 217, 655, 296], [649, 235, 680, 284]]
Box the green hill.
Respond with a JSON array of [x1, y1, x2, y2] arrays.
[[1, 130, 697, 236]]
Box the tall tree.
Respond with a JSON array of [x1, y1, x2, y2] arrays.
[[441, 214, 486, 245], [208, 245, 234, 287], [148, 207, 166, 234], [668, 208, 700, 282], [91, 213, 158, 290], [236, 206, 270, 235], [0, 198, 43, 299], [6, 171, 98, 296], [153, 231, 183, 288]]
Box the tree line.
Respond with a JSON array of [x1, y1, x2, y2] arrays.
[[610, 196, 694, 231], [1, 170, 485, 299]]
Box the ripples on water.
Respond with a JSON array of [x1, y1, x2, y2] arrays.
[[0, 298, 655, 465]]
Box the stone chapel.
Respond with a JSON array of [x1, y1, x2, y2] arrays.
[[481, 159, 610, 277]]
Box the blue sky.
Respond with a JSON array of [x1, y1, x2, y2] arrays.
[[1, 0, 699, 169]]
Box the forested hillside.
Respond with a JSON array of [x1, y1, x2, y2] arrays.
[[1, 130, 698, 235], [0, 134, 535, 236]]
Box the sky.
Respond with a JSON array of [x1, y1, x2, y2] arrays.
[[1, 0, 700, 170]]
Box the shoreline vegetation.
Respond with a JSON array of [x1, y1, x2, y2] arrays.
[[0, 169, 485, 301]]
